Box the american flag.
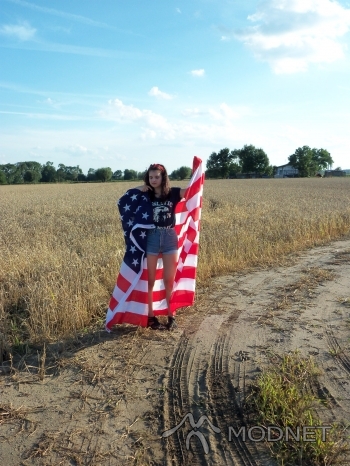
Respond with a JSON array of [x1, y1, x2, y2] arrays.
[[105, 156, 204, 330]]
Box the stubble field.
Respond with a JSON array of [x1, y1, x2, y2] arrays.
[[1, 178, 350, 350]]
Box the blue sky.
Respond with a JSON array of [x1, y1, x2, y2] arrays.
[[1, 0, 350, 174]]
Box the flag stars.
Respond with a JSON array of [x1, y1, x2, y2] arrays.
[[130, 245, 137, 253], [123, 204, 130, 211], [132, 258, 139, 267], [140, 231, 146, 239], [127, 219, 133, 227], [130, 194, 138, 201], [142, 212, 149, 219]]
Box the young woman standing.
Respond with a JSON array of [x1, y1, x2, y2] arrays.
[[136, 164, 186, 330]]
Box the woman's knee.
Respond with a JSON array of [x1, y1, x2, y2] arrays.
[[148, 277, 156, 289], [163, 276, 174, 290]]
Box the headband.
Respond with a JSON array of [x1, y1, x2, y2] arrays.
[[150, 163, 165, 171]]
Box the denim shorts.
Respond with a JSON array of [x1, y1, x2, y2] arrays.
[[146, 228, 178, 255]]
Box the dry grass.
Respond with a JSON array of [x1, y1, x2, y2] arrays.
[[1, 178, 350, 347]]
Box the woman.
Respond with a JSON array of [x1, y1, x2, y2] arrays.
[[105, 156, 203, 333], [136, 164, 186, 330]]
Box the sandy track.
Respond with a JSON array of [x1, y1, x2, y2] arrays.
[[1, 237, 350, 465]]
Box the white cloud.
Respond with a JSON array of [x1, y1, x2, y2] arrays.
[[99, 99, 248, 143], [209, 103, 241, 120], [190, 69, 205, 77], [0, 22, 36, 41], [236, 0, 350, 73], [67, 144, 89, 154], [148, 86, 173, 100], [101, 99, 175, 138], [176, 8, 181, 14], [183, 103, 250, 120], [182, 108, 203, 117]]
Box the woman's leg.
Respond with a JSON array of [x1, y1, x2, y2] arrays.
[[147, 254, 159, 317], [162, 252, 178, 316]]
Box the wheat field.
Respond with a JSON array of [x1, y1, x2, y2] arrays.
[[1, 178, 350, 348]]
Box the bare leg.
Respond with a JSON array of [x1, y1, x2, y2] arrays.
[[147, 254, 159, 317], [162, 252, 178, 316]]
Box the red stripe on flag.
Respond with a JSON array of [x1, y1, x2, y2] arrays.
[[116, 272, 131, 294]]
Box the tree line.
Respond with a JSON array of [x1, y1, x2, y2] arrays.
[[0, 162, 192, 185], [205, 145, 334, 178], [0, 145, 334, 185]]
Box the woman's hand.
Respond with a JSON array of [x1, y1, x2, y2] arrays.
[[135, 185, 152, 192]]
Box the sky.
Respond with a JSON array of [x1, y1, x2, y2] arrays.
[[1, 0, 350, 174]]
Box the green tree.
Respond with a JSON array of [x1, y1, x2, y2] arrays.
[[0, 164, 16, 183], [124, 169, 138, 180], [0, 170, 7, 184], [23, 170, 41, 183], [56, 164, 82, 181], [313, 148, 333, 171], [95, 167, 113, 182], [57, 164, 67, 182], [77, 173, 87, 181], [177, 166, 191, 180], [17, 161, 42, 183], [228, 163, 242, 177], [41, 162, 57, 182], [112, 170, 123, 180], [65, 165, 82, 181], [137, 170, 147, 180], [170, 169, 180, 180], [206, 148, 238, 178], [234, 145, 270, 174], [87, 168, 96, 181], [288, 146, 333, 177]]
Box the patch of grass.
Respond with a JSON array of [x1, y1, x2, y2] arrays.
[[246, 351, 348, 465]]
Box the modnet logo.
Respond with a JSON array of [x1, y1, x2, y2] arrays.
[[163, 412, 332, 454]]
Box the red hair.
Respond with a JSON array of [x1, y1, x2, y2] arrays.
[[149, 163, 165, 171]]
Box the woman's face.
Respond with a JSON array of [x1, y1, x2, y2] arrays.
[[148, 170, 162, 189]]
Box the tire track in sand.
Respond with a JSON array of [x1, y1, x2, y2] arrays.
[[163, 313, 270, 466]]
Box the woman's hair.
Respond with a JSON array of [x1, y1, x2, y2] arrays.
[[144, 163, 170, 198]]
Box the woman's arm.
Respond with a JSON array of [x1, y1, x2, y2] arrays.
[[135, 184, 152, 192], [180, 188, 187, 199]]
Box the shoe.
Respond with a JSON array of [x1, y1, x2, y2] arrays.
[[166, 316, 177, 331], [147, 316, 166, 330]]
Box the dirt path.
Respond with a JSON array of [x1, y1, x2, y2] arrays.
[[1, 238, 350, 465]]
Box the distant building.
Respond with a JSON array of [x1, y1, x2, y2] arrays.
[[274, 164, 299, 178], [324, 170, 347, 177]]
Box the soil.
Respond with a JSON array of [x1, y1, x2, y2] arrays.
[[1, 238, 350, 466]]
